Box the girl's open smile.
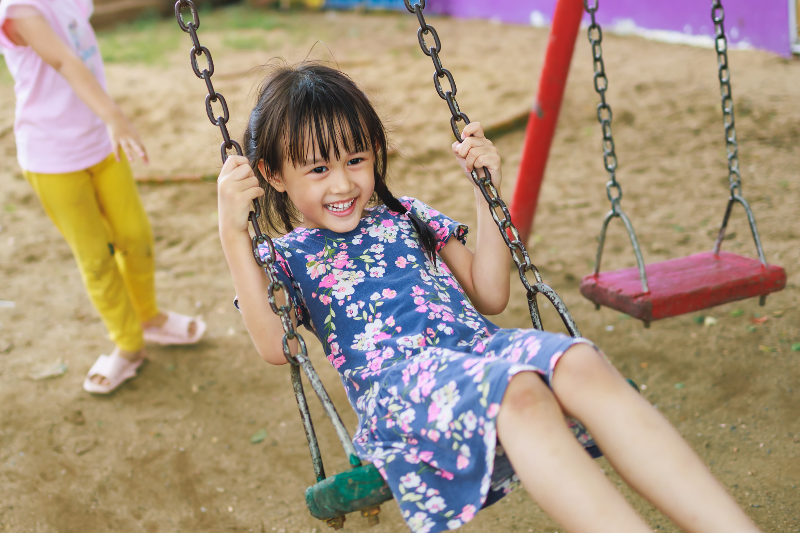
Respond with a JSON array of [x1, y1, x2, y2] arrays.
[[325, 197, 357, 216]]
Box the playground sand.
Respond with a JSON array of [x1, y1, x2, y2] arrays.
[[0, 9, 798, 533]]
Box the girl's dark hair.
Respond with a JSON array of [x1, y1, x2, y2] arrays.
[[243, 61, 438, 265]]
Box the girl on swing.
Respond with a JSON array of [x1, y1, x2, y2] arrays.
[[219, 62, 760, 533], [0, 0, 206, 394]]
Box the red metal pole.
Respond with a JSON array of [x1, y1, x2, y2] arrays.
[[510, 0, 584, 244]]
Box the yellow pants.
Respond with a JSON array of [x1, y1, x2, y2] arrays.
[[24, 153, 159, 352]]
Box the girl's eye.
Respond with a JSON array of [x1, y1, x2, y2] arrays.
[[311, 166, 328, 174], [347, 158, 364, 166]]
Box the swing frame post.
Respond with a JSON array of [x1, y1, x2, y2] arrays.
[[509, 0, 584, 244]]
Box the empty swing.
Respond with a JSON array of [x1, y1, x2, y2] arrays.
[[578, 0, 786, 327]]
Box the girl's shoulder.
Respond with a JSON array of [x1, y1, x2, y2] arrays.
[[397, 196, 444, 222], [274, 226, 319, 248]]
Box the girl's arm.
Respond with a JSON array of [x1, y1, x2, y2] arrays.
[[439, 122, 512, 315], [217, 155, 294, 366], [5, 16, 148, 163]]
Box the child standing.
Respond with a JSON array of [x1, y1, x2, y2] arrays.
[[218, 63, 760, 533], [0, 0, 206, 394]]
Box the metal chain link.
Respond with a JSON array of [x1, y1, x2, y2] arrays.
[[174, 0, 302, 367], [173, 1, 362, 481], [251, 232, 308, 366], [403, 1, 580, 337], [584, 0, 622, 211], [583, 0, 649, 296], [174, 1, 243, 163], [711, 0, 742, 197], [709, 0, 767, 270]]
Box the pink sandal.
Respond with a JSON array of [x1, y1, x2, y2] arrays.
[[143, 311, 206, 346], [83, 353, 145, 394]]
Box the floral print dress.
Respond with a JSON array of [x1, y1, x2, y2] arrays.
[[262, 197, 598, 533]]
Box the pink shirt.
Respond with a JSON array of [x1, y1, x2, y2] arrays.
[[0, 0, 112, 173]]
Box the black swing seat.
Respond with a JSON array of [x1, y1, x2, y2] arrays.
[[580, 251, 787, 324]]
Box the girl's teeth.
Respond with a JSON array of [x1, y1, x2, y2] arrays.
[[327, 199, 354, 212]]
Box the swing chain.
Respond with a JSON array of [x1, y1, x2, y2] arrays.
[[252, 230, 308, 365], [709, 1, 767, 267], [403, 0, 469, 140], [174, 1, 366, 490], [174, 0, 302, 367], [403, 1, 581, 337], [711, 1, 742, 197], [584, 0, 622, 212], [583, 0, 650, 295], [174, 0, 242, 162]]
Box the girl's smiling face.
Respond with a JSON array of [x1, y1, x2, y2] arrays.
[[245, 63, 392, 235], [262, 143, 376, 233]]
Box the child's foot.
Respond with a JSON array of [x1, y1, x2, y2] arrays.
[[142, 311, 206, 345], [84, 348, 145, 394]]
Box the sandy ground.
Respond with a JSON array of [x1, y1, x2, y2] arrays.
[[1, 8, 799, 533]]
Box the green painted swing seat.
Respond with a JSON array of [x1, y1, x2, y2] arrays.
[[305, 464, 393, 522]]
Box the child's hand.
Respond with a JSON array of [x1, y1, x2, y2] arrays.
[[452, 122, 502, 188], [217, 155, 265, 236], [106, 113, 149, 164]]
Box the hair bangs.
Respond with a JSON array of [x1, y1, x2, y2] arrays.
[[282, 73, 373, 170]]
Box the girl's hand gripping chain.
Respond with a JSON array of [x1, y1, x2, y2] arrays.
[[217, 155, 265, 237], [440, 121, 510, 316], [451, 122, 503, 188], [217, 157, 293, 366]]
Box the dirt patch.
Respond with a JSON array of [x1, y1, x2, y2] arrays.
[[1, 8, 799, 533]]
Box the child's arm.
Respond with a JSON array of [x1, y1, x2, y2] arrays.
[[217, 155, 297, 366], [5, 16, 148, 163], [439, 122, 512, 315]]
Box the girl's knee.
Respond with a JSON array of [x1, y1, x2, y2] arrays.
[[553, 343, 632, 407], [500, 372, 557, 419], [555, 343, 609, 384]]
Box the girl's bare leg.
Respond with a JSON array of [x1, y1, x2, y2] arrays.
[[497, 372, 651, 533], [551, 344, 761, 533]]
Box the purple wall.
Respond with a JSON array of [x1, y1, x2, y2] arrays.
[[429, 0, 793, 57]]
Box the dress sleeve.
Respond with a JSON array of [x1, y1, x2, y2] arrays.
[[400, 196, 469, 252], [233, 242, 313, 334]]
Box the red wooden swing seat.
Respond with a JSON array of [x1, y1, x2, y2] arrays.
[[580, 251, 787, 324]]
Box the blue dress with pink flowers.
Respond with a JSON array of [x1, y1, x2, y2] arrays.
[[263, 197, 597, 533]]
